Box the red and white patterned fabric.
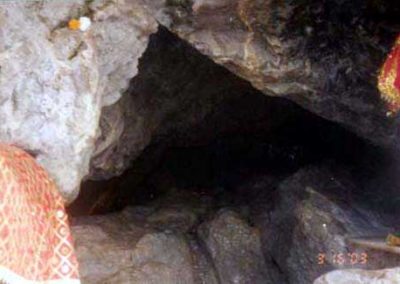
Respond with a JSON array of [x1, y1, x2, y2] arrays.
[[0, 145, 80, 284], [378, 35, 400, 113]]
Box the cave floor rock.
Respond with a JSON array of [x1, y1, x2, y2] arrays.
[[71, 162, 400, 284], [71, 189, 269, 284]]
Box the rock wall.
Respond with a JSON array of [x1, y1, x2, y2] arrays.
[[141, 0, 400, 146], [257, 165, 398, 284], [0, 0, 156, 201]]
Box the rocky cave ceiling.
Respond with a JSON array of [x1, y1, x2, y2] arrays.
[[0, 0, 400, 283], [1, 0, 399, 202]]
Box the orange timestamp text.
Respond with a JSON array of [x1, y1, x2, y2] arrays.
[[317, 252, 368, 265]]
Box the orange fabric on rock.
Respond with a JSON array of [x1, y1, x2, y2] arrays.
[[0, 145, 80, 283], [378, 35, 400, 113]]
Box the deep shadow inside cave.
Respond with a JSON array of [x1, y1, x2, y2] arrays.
[[68, 28, 400, 227], [70, 106, 399, 221]]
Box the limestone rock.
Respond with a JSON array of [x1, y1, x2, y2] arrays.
[[0, 1, 156, 201], [314, 267, 400, 284]]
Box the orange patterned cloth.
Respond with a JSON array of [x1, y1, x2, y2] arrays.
[[378, 35, 400, 113], [0, 145, 80, 283]]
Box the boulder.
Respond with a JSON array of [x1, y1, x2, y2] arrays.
[[72, 211, 196, 284], [0, 0, 157, 201], [198, 209, 283, 284], [314, 267, 400, 284], [259, 165, 398, 284]]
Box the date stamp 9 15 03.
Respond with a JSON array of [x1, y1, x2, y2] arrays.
[[317, 252, 368, 266]]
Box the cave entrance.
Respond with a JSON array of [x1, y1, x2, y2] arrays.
[[67, 27, 400, 283], [69, 27, 398, 220]]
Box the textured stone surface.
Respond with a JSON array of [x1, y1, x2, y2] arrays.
[[198, 209, 282, 284], [0, 0, 156, 201], [72, 210, 196, 284], [71, 186, 220, 283], [314, 267, 400, 284], [71, 167, 400, 284], [3, 2, 400, 283], [258, 165, 398, 284], [141, 0, 400, 146], [71, 186, 286, 283]]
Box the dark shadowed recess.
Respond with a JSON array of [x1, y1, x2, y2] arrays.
[[68, 26, 400, 222], [288, 0, 400, 118]]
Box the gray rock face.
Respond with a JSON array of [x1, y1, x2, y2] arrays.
[[0, 1, 156, 201], [258, 166, 398, 284], [141, 0, 400, 147], [71, 186, 282, 283], [73, 211, 196, 284], [314, 267, 400, 284], [72, 187, 219, 284], [105, 232, 195, 284], [198, 209, 282, 284], [0, 1, 98, 202]]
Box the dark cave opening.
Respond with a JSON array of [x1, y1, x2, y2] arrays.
[[68, 24, 399, 225], [71, 104, 396, 219], [68, 25, 400, 232]]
